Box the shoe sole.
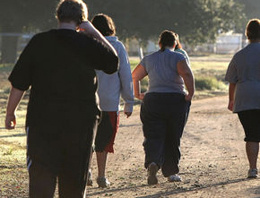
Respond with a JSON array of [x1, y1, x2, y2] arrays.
[[248, 175, 258, 179], [148, 163, 158, 185]]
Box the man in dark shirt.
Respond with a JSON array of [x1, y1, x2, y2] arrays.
[[5, 0, 118, 197]]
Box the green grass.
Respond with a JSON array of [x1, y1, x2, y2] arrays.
[[129, 57, 140, 71]]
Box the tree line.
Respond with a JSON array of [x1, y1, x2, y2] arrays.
[[0, 0, 259, 63]]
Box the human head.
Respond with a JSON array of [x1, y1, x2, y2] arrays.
[[159, 30, 177, 51], [91, 13, 116, 36], [174, 33, 183, 50], [56, 0, 88, 25], [245, 18, 260, 42]]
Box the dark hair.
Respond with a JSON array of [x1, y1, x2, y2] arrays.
[[174, 33, 183, 49], [91, 13, 116, 36], [56, 0, 88, 25], [159, 30, 177, 51], [245, 18, 260, 41]]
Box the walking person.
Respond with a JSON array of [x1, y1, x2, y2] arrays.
[[225, 18, 260, 179], [5, 0, 118, 197], [87, 13, 134, 188], [132, 30, 194, 185], [174, 33, 190, 65]]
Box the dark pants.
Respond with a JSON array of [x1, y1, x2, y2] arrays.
[[27, 116, 97, 198], [238, 109, 260, 142], [140, 93, 190, 177]]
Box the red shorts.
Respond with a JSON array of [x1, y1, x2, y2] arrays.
[[94, 111, 119, 153]]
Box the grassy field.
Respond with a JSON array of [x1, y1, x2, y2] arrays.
[[0, 54, 232, 197]]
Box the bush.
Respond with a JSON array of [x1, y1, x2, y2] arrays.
[[195, 76, 227, 91]]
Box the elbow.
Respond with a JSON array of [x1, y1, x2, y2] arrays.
[[104, 56, 119, 74]]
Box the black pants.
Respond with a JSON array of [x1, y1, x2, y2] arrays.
[[238, 109, 260, 142], [140, 93, 190, 177], [27, 116, 97, 198]]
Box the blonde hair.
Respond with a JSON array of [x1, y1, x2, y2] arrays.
[[56, 0, 88, 25]]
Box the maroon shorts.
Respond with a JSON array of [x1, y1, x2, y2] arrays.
[[94, 111, 119, 153]]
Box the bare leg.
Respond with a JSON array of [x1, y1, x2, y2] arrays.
[[96, 151, 108, 177], [246, 142, 259, 169], [96, 151, 110, 187]]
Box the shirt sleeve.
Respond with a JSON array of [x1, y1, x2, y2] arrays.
[[8, 35, 37, 91], [140, 56, 147, 70], [87, 38, 119, 74], [225, 56, 238, 83], [118, 42, 134, 112]]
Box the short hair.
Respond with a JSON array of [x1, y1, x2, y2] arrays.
[[91, 13, 116, 36], [245, 18, 260, 41], [56, 0, 88, 25], [159, 30, 177, 51]]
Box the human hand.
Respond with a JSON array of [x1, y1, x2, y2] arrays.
[[185, 94, 193, 102], [228, 100, 234, 111], [124, 112, 132, 118], [78, 21, 98, 37], [136, 93, 145, 100], [5, 113, 16, 130]]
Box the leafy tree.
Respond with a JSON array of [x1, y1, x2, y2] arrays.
[[0, 0, 58, 63], [0, 0, 252, 62], [88, 0, 245, 47]]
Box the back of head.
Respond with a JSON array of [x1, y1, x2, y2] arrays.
[[245, 18, 260, 42], [174, 33, 182, 50], [91, 13, 116, 36], [159, 30, 177, 51], [56, 0, 88, 25]]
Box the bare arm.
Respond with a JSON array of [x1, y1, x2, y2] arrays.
[[79, 21, 117, 56], [5, 87, 25, 129], [177, 60, 195, 101], [228, 83, 236, 111], [132, 64, 148, 100]]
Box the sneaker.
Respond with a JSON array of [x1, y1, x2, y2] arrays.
[[87, 170, 93, 186], [168, 174, 182, 182], [96, 177, 110, 188], [248, 169, 258, 178], [147, 162, 159, 185]]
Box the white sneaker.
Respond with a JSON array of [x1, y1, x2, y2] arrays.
[[168, 174, 182, 182], [87, 169, 93, 186], [96, 177, 110, 188], [248, 169, 258, 178]]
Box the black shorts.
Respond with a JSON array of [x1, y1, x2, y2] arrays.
[[27, 116, 97, 177], [94, 111, 119, 153], [238, 109, 260, 142]]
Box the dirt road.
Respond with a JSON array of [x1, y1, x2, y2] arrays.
[[87, 96, 260, 198]]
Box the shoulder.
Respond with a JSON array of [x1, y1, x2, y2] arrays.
[[145, 50, 160, 59], [106, 36, 126, 50], [166, 49, 185, 61], [32, 30, 56, 39]]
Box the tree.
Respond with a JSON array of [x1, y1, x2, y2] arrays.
[[88, 0, 246, 47], [0, 0, 58, 63], [0, 0, 251, 62]]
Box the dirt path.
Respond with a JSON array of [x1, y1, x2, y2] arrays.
[[87, 96, 260, 198]]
